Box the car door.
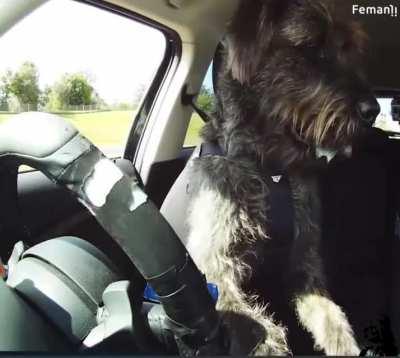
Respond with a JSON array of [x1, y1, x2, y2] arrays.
[[144, 63, 214, 207]]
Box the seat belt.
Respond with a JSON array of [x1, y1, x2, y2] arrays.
[[181, 85, 212, 123], [181, 43, 226, 124], [192, 42, 295, 243], [199, 142, 295, 243], [266, 173, 295, 244]]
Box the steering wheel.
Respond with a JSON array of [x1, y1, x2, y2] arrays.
[[0, 112, 226, 355]]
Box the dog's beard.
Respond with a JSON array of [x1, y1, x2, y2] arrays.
[[288, 101, 363, 157], [281, 84, 364, 152]]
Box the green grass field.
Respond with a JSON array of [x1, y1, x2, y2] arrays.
[[62, 110, 135, 147], [184, 113, 204, 147], [0, 110, 204, 151]]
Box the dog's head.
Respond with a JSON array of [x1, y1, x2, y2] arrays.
[[224, 0, 379, 156]]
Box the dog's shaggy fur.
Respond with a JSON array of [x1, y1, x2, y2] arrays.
[[185, 0, 379, 355]]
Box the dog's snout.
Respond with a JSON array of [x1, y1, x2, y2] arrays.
[[356, 96, 380, 126]]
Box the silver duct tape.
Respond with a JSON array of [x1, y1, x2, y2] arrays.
[[82, 158, 147, 212], [128, 181, 148, 212], [83, 159, 123, 208], [58, 145, 147, 213]]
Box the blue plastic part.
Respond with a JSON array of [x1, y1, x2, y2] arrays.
[[206, 283, 219, 303], [144, 283, 219, 304]]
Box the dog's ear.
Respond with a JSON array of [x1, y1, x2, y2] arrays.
[[226, 0, 289, 85]]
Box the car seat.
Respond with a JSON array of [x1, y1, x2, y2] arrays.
[[1, 236, 130, 351]]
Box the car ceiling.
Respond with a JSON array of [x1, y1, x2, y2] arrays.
[[360, 12, 399, 90], [335, 0, 399, 91], [108, 0, 398, 91], [107, 0, 238, 45]]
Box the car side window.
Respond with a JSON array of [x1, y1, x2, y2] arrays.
[[183, 64, 215, 147], [375, 97, 400, 133], [0, 0, 166, 168]]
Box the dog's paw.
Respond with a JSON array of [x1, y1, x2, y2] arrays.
[[220, 309, 290, 356], [317, 323, 360, 356], [251, 319, 289, 356], [295, 293, 360, 356]]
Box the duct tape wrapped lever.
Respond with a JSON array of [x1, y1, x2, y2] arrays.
[[0, 112, 228, 355]]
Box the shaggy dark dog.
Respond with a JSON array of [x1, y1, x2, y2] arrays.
[[185, 0, 382, 355]]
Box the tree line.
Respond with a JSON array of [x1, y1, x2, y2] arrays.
[[0, 61, 128, 112], [0, 61, 215, 113]]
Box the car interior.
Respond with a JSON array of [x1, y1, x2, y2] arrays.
[[1, 0, 400, 354]]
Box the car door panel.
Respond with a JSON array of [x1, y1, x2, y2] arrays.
[[145, 146, 195, 208]]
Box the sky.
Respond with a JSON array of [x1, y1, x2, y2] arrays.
[[203, 64, 213, 90], [0, 0, 166, 104]]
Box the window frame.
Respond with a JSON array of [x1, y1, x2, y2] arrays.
[[370, 89, 400, 138], [3, 0, 178, 173], [77, 0, 181, 164], [7, 0, 180, 173]]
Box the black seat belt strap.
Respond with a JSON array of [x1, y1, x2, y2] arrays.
[[199, 142, 295, 243], [181, 85, 211, 123], [267, 175, 295, 244]]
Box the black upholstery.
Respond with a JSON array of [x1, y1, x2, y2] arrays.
[[0, 280, 70, 351], [145, 157, 187, 209], [320, 139, 397, 354], [161, 129, 400, 354]]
